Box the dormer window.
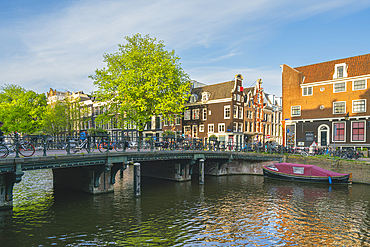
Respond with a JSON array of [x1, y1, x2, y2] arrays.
[[333, 63, 347, 79], [202, 92, 210, 101], [189, 94, 198, 103]]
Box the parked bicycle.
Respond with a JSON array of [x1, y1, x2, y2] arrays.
[[0, 133, 35, 158]]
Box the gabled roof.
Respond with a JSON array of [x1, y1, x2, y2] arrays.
[[191, 80, 236, 101], [294, 53, 370, 84]]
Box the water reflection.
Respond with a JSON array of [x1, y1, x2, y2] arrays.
[[0, 169, 369, 246]]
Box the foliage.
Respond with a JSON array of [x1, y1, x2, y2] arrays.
[[209, 134, 218, 140], [42, 96, 90, 136], [88, 127, 107, 136], [90, 33, 190, 134], [0, 84, 47, 134], [163, 130, 175, 137]]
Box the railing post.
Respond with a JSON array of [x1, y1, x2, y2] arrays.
[[137, 136, 141, 152], [134, 163, 141, 196], [14, 133, 20, 158], [67, 137, 71, 155], [199, 159, 204, 184], [87, 136, 91, 153], [43, 135, 47, 156], [107, 135, 110, 153]]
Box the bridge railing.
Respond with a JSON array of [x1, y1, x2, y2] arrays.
[[0, 133, 284, 158]]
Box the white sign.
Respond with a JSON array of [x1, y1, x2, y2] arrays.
[[311, 141, 317, 147]]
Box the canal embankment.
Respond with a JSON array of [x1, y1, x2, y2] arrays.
[[283, 155, 370, 185]]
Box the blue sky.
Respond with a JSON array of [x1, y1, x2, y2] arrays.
[[1, 0, 370, 97]]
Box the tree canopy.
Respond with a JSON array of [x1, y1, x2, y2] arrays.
[[90, 33, 190, 132], [0, 84, 47, 134]]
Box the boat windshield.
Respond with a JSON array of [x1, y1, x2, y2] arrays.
[[293, 166, 304, 174], [267, 165, 278, 171]]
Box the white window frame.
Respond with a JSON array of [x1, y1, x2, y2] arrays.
[[291, 106, 301, 117], [175, 116, 181, 125], [184, 110, 190, 120], [224, 105, 231, 119], [333, 63, 347, 79], [353, 79, 367, 91], [333, 101, 346, 114], [202, 92, 209, 101], [302, 86, 313, 96], [333, 82, 346, 93], [202, 108, 207, 120], [218, 123, 225, 133], [192, 109, 199, 120], [233, 122, 238, 132], [239, 107, 243, 119], [238, 123, 243, 132], [208, 124, 214, 133], [352, 99, 366, 113], [351, 120, 366, 142], [332, 121, 346, 143], [199, 125, 204, 132], [233, 105, 238, 118], [184, 126, 191, 136]]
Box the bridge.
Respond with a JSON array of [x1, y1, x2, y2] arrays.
[[0, 149, 283, 210]]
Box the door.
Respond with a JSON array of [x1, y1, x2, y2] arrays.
[[321, 131, 327, 146]]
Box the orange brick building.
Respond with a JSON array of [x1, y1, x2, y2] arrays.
[[281, 53, 370, 148]]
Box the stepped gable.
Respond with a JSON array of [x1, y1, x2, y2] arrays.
[[191, 80, 235, 101], [294, 53, 370, 84]]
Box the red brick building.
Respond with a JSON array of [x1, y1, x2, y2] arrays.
[[282, 53, 370, 148]]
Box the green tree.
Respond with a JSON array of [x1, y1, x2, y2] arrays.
[[42, 97, 90, 136], [0, 84, 47, 134], [90, 33, 190, 135]]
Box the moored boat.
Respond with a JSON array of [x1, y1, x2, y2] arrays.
[[262, 162, 351, 184]]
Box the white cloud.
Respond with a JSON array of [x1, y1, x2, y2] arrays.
[[0, 0, 369, 94]]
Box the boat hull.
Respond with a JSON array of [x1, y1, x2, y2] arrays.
[[263, 167, 350, 184]]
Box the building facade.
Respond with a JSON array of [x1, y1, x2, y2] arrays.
[[183, 75, 245, 145], [281, 53, 370, 148]]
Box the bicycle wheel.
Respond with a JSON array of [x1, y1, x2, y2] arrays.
[[114, 142, 124, 152], [18, 143, 35, 157], [0, 144, 9, 158], [98, 140, 109, 153]]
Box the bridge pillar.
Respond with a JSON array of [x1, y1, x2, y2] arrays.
[[52, 163, 126, 194], [0, 170, 24, 210], [134, 163, 141, 196]]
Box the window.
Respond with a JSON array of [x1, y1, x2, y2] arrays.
[[218, 123, 225, 133], [291, 106, 301, 117], [164, 119, 168, 126], [302, 87, 313, 96], [184, 110, 190, 120], [237, 94, 240, 101], [247, 110, 253, 119], [175, 116, 181, 125], [337, 66, 343, 78], [239, 123, 243, 132], [233, 106, 238, 118], [193, 125, 198, 138], [233, 122, 238, 132], [224, 106, 231, 119], [199, 125, 204, 132], [184, 126, 191, 136], [202, 108, 207, 120], [202, 92, 209, 101], [353, 79, 366, 90], [334, 82, 346, 93], [239, 107, 243, 119], [352, 121, 365, 141], [208, 124, 214, 133], [353, 99, 366, 113], [333, 63, 347, 79], [333, 102, 346, 114], [333, 122, 345, 141], [192, 109, 199, 119]]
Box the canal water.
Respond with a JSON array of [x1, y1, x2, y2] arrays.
[[0, 168, 369, 246]]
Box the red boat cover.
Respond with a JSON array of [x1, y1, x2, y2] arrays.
[[267, 163, 349, 177]]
